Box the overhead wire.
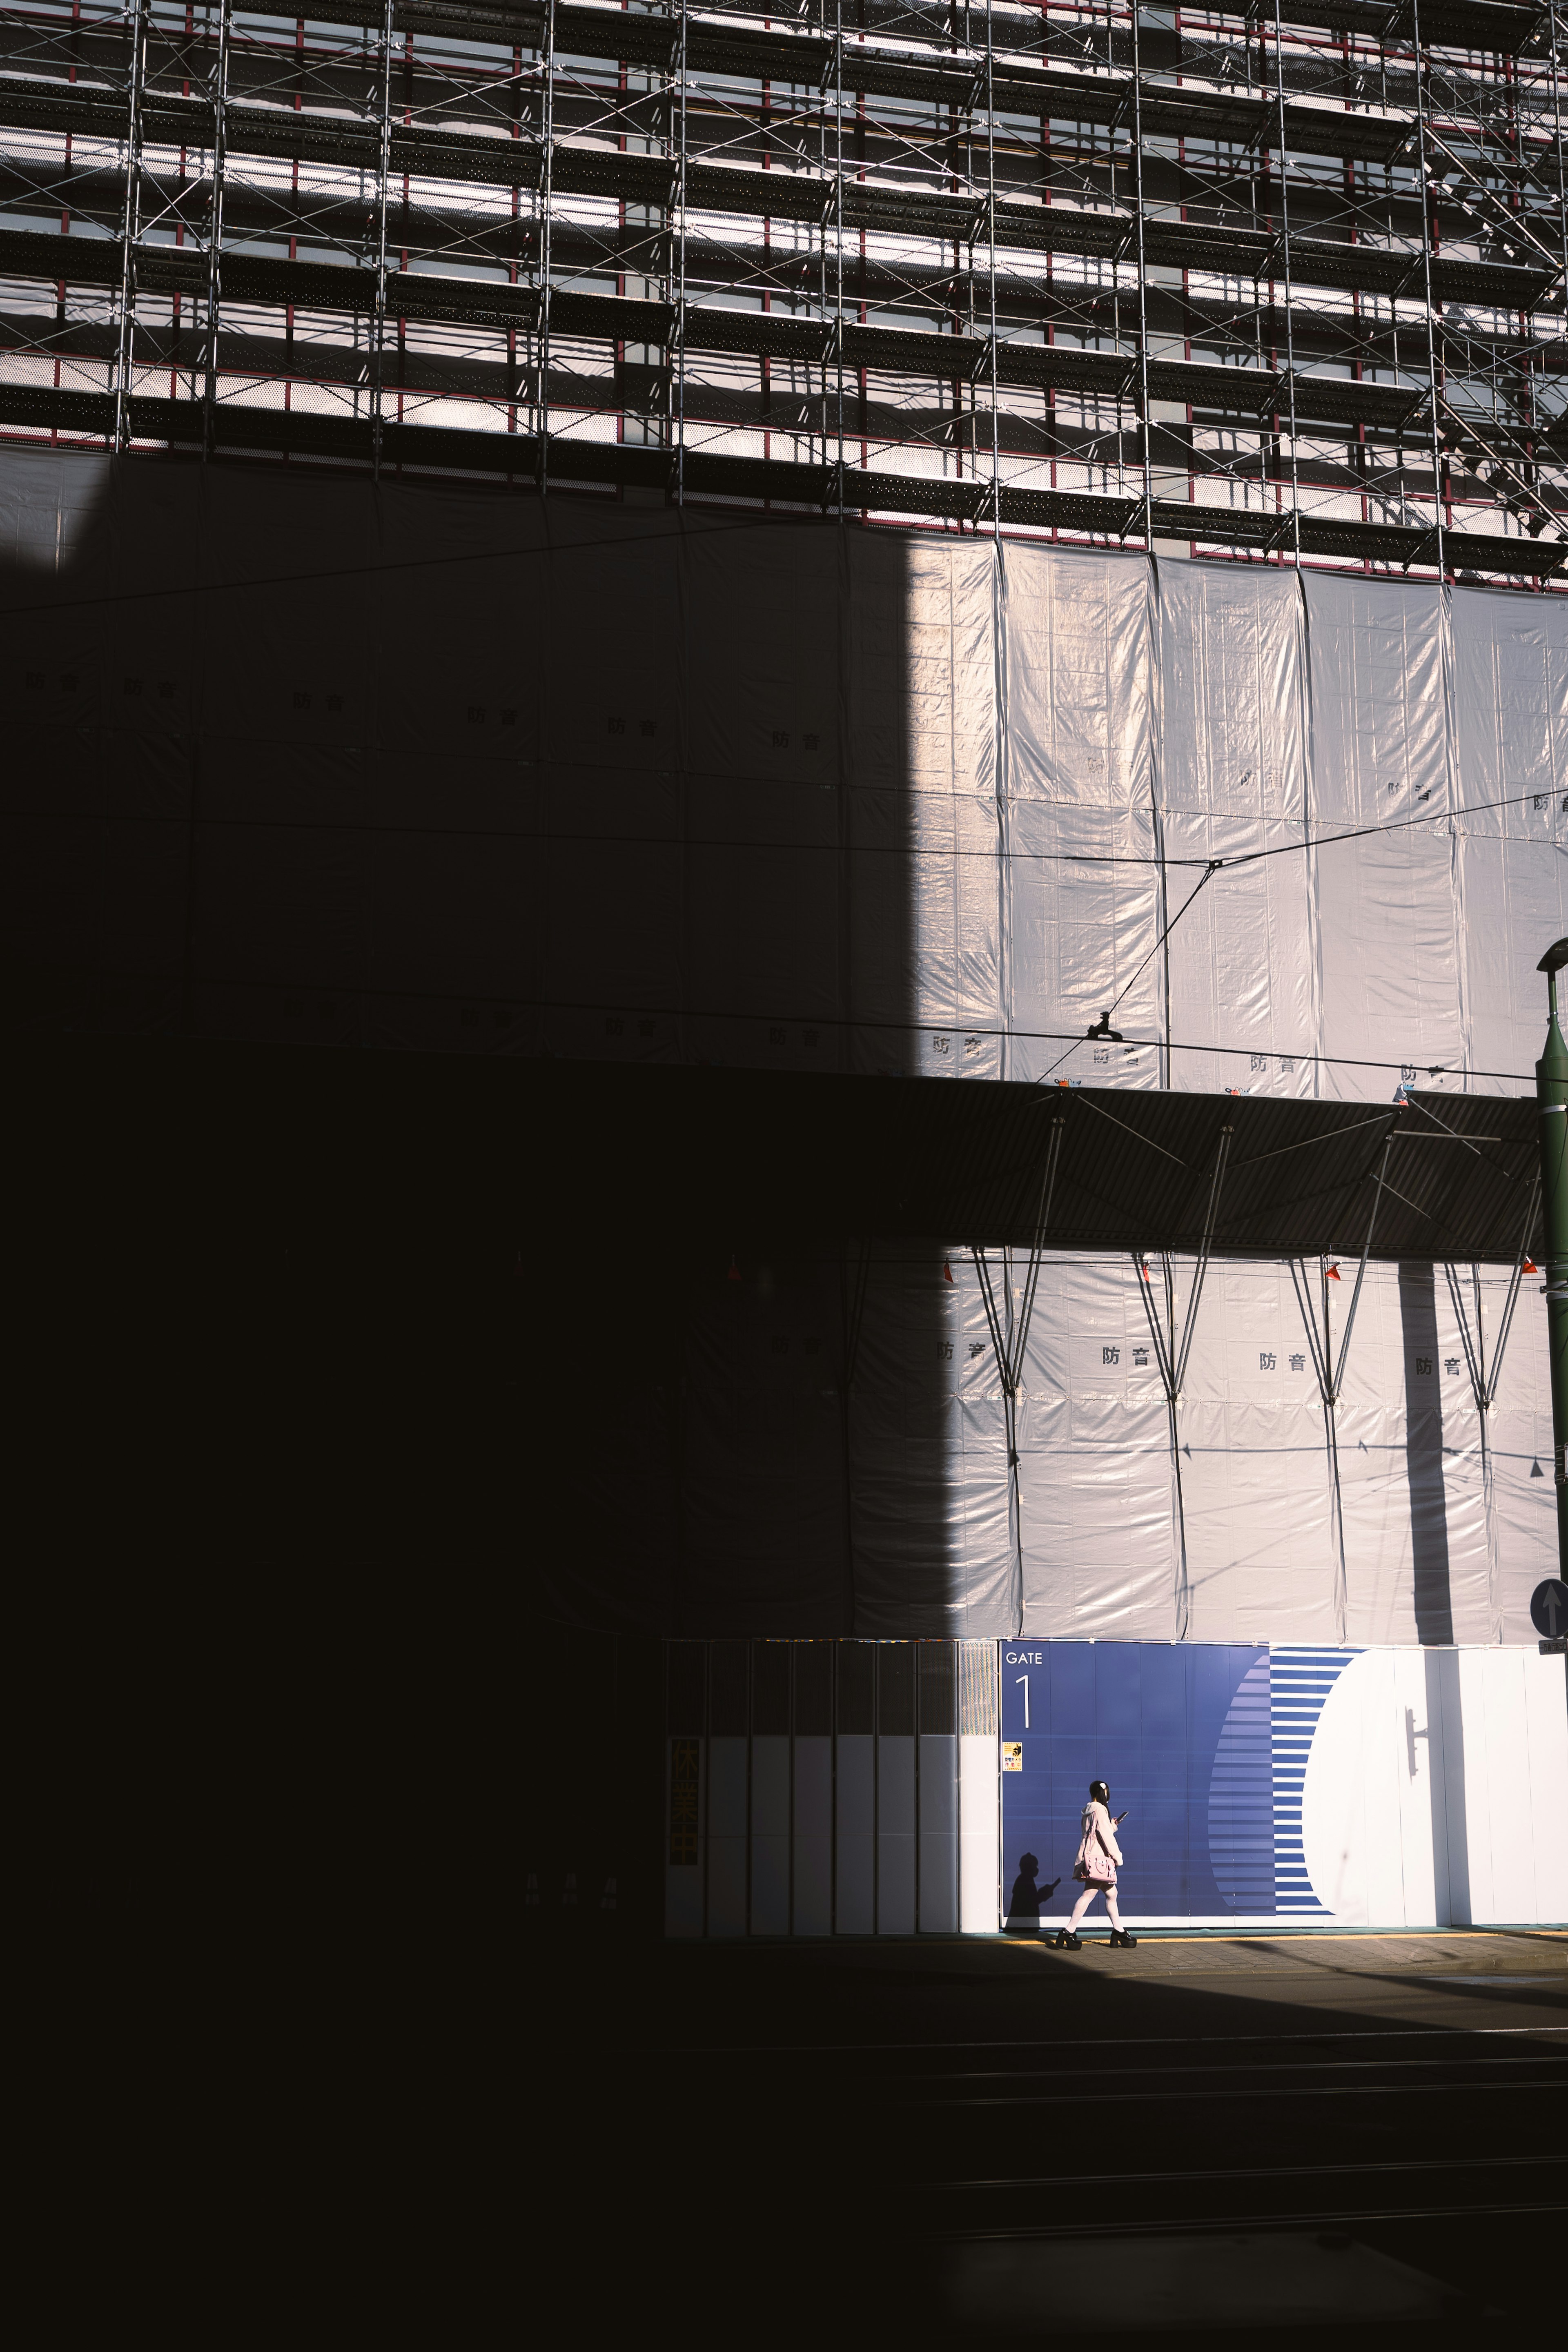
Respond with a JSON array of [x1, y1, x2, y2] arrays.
[[187, 976, 1537, 1089], [1035, 860, 1224, 1084]]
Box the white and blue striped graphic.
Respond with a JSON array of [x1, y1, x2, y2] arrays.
[[1271, 1648, 1359, 1914], [1208, 1654, 1275, 1912]]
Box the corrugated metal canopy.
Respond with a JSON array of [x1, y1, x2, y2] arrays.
[[25, 1042, 1539, 1267], [853, 1081, 1542, 1265]]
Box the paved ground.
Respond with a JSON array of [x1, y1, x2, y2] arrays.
[[531, 1929, 1566, 2348]]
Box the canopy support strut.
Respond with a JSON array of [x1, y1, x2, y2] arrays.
[[1133, 1122, 1234, 1642], [1443, 1171, 1541, 1643], [973, 1114, 1066, 1635], [1288, 1125, 1396, 1641]]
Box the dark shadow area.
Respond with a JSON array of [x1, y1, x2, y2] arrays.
[[1004, 1852, 1061, 1932], [2, 442, 946, 1629], [1398, 1263, 1454, 1644], [517, 1930, 1564, 2352]]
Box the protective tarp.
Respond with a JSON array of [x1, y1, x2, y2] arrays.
[[1177, 1258, 1341, 1645], [846, 1246, 1014, 1637], [2, 440, 1558, 1642], [1450, 587, 1568, 1095], [845, 533, 1004, 1079], [679, 1252, 851, 1636], [1012, 1258, 1180, 1639], [1305, 571, 1467, 1103], [1158, 563, 1316, 1098], [1004, 540, 1160, 1087]]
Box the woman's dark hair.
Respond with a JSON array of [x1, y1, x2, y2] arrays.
[[1089, 1780, 1109, 1806]]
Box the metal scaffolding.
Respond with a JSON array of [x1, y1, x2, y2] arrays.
[[1, 0, 1564, 578]]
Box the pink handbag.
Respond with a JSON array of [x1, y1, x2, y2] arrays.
[[1074, 1814, 1114, 1884]]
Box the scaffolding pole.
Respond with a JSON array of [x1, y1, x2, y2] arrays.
[[0, 0, 1559, 570], [200, 0, 231, 458], [537, 1, 556, 496], [112, 0, 149, 452], [370, 0, 394, 482]]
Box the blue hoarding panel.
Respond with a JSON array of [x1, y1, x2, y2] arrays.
[[1001, 1641, 1270, 1924]]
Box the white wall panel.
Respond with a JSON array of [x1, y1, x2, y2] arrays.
[[664, 1737, 706, 1940], [793, 1737, 834, 1936], [1432, 1650, 1473, 1922], [1523, 1655, 1568, 1924], [878, 1735, 917, 1932], [1394, 1651, 1448, 1929], [960, 1730, 1001, 1931], [919, 1732, 959, 1932], [1474, 1650, 1535, 1922], [1290, 1645, 1568, 1931], [707, 1736, 749, 1937], [751, 1735, 791, 1935], [835, 1733, 875, 1934], [1358, 1651, 1413, 1928], [1269, 1644, 1568, 1932], [1301, 1650, 1371, 1922]]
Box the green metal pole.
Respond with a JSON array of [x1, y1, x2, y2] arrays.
[[1535, 939, 1568, 1578]]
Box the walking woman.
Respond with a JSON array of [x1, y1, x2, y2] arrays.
[[1055, 1780, 1137, 1949]]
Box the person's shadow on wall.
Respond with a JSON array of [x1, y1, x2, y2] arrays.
[[1005, 1853, 1060, 1934]]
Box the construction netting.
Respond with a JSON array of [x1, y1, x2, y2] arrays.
[[3, 443, 1563, 1640]]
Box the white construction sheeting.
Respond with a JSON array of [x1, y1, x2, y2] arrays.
[[2, 443, 1561, 1642]]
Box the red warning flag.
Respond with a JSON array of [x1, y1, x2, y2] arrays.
[[1524, 1258, 1539, 1274], [942, 1259, 955, 1284], [1326, 1263, 1343, 1281], [1138, 1261, 1151, 1282]]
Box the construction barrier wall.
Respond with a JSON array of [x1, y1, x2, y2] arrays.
[[663, 1637, 1568, 1936]]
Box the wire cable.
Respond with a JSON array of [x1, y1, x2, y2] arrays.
[[1035, 860, 1223, 1084]]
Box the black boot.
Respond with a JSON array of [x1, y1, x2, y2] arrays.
[[1109, 1929, 1138, 1948], [1055, 1929, 1081, 1950]]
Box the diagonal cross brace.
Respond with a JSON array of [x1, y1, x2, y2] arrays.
[[972, 1114, 1065, 1397], [1289, 1256, 1335, 1401], [1444, 1172, 1541, 1415], [1329, 1131, 1394, 1401], [1133, 1124, 1234, 1404]]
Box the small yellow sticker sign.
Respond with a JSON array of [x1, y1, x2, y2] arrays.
[[1002, 1742, 1023, 1771]]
